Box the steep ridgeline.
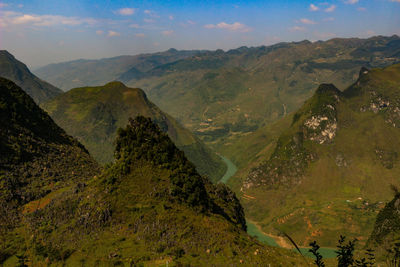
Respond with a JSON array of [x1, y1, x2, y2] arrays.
[[42, 81, 226, 182], [0, 51, 62, 103], [35, 36, 400, 146], [242, 63, 400, 247], [0, 77, 99, 262], [1, 116, 306, 266], [34, 48, 203, 91], [368, 188, 400, 262]]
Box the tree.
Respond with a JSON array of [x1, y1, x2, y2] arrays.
[[336, 235, 356, 267], [309, 240, 325, 267]]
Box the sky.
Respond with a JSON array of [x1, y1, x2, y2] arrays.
[[0, 0, 399, 68]]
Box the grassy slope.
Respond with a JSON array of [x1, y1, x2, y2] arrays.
[[229, 64, 400, 247], [0, 50, 62, 104], [42, 81, 226, 182], [2, 117, 307, 266]]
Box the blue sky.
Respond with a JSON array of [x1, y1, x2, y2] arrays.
[[0, 0, 399, 67]]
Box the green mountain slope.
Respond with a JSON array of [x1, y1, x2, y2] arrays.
[[1, 115, 306, 266], [34, 48, 203, 91], [42, 81, 226, 182], [0, 77, 99, 261], [239, 63, 400, 247], [0, 51, 62, 103]]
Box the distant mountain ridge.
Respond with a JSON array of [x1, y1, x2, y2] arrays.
[[42, 81, 226, 182], [0, 50, 62, 103], [34, 36, 400, 146], [34, 48, 205, 91]]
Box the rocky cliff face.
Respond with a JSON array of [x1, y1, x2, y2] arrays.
[[245, 84, 341, 189]]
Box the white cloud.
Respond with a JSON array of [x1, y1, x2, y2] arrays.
[[299, 18, 317, 24], [309, 3, 336, 12], [162, 30, 174, 36], [0, 11, 98, 27], [153, 42, 160, 46], [0, 3, 8, 8], [96, 30, 103, 35], [187, 20, 196, 25], [324, 5, 336, 12], [129, 23, 140, 28], [107, 30, 120, 37], [357, 7, 366, 11], [135, 33, 145, 37], [390, 0, 400, 2], [12, 14, 41, 24], [169, 15, 174, 20], [204, 22, 251, 32], [115, 8, 135, 16], [289, 25, 306, 32], [309, 4, 319, 11], [345, 0, 359, 4]]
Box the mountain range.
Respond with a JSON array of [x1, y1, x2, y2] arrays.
[[2, 35, 400, 265], [34, 48, 203, 91], [34, 36, 400, 146]]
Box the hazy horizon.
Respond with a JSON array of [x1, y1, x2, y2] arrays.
[[1, 0, 399, 68]]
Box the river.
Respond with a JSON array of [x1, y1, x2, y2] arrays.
[[218, 155, 237, 184], [218, 155, 336, 259]]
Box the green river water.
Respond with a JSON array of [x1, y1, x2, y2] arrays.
[[218, 155, 336, 259]]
